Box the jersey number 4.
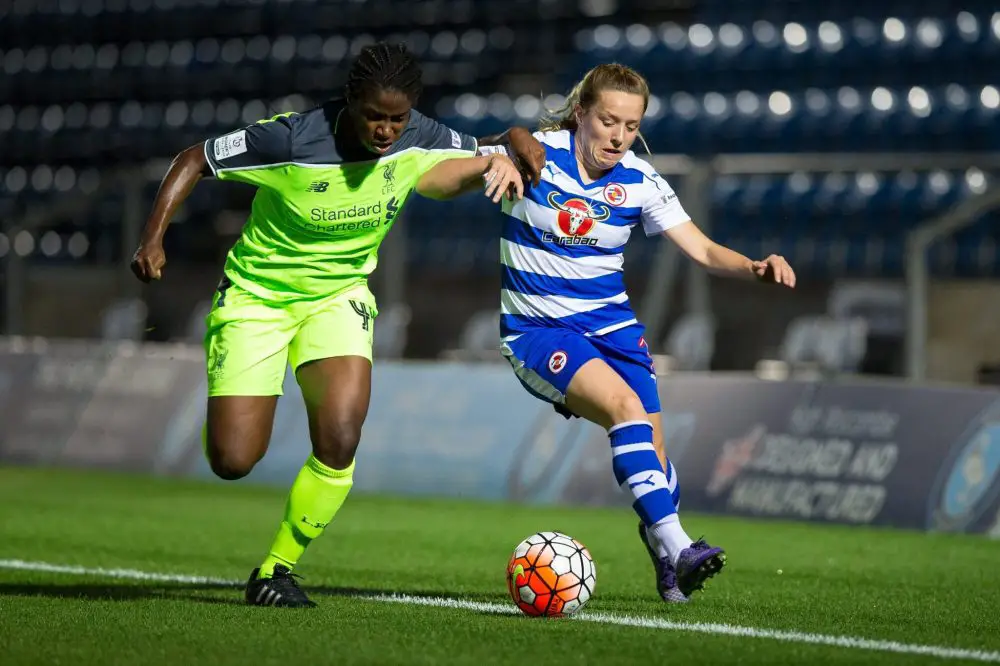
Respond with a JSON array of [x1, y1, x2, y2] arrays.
[[350, 300, 375, 331]]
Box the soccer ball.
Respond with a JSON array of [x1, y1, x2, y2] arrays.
[[506, 531, 596, 617]]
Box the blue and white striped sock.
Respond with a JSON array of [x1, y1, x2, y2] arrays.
[[610, 420, 677, 525], [667, 458, 681, 509], [609, 420, 691, 564], [651, 457, 692, 564]]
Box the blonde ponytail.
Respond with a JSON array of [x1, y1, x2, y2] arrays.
[[538, 78, 588, 132], [537, 63, 653, 154]]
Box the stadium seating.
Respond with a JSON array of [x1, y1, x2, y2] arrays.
[[767, 314, 871, 376], [660, 312, 717, 372], [440, 307, 502, 361], [373, 302, 413, 359], [1, 1, 999, 279]]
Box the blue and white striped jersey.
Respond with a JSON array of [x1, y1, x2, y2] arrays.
[[499, 129, 690, 340]]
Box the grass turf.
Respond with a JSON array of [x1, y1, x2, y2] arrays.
[[0, 466, 998, 665]]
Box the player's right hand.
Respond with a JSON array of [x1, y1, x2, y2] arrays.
[[483, 154, 524, 204], [130, 242, 166, 282]]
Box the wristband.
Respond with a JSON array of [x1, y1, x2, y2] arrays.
[[476, 144, 509, 157]]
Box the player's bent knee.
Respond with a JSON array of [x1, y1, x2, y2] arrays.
[[204, 395, 277, 480], [311, 417, 362, 470], [206, 445, 259, 480], [204, 429, 268, 480], [607, 390, 647, 425]]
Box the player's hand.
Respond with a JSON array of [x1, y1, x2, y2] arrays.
[[751, 254, 796, 287], [131, 241, 166, 283], [507, 127, 545, 187], [483, 154, 525, 204]]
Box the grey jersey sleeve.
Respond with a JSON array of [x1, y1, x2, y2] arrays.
[[407, 110, 478, 153], [203, 114, 295, 176]]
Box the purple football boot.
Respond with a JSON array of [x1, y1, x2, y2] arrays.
[[674, 538, 726, 597], [638, 522, 689, 603]]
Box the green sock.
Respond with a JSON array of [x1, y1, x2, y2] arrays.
[[259, 455, 354, 578]]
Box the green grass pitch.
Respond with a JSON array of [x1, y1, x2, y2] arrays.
[[1, 466, 998, 665]]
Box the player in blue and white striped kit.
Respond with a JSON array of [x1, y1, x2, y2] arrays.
[[495, 64, 796, 602]]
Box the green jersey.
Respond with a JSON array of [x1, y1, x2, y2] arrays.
[[203, 100, 477, 302]]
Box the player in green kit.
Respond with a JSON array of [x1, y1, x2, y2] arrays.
[[130, 42, 545, 608]]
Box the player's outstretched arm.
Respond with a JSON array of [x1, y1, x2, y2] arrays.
[[477, 127, 546, 187], [663, 221, 796, 287], [130, 144, 211, 283], [416, 154, 524, 203]]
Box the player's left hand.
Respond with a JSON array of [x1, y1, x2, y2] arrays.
[[483, 154, 525, 203], [752, 254, 796, 287], [507, 127, 546, 187]]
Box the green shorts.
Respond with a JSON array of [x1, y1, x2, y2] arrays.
[[204, 280, 378, 397]]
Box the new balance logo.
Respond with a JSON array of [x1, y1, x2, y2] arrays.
[[306, 181, 329, 193], [350, 300, 375, 331], [215, 275, 232, 307]]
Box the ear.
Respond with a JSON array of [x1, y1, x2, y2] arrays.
[[573, 104, 585, 126]]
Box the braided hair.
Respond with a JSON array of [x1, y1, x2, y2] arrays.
[[346, 42, 423, 105]]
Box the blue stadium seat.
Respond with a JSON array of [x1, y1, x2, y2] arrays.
[[5, 2, 999, 278], [568, 11, 1000, 96]]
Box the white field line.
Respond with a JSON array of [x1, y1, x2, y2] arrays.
[[1, 558, 998, 664]]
